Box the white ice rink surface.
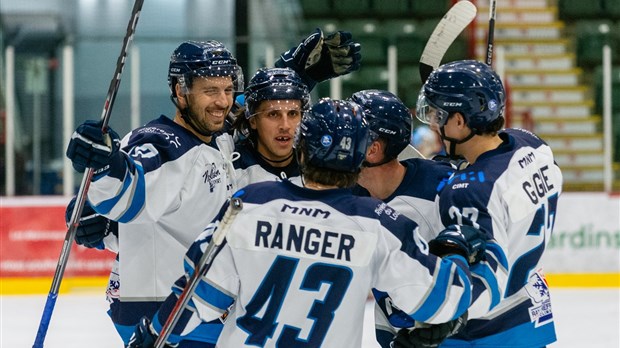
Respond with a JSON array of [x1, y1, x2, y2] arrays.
[[2, 288, 618, 347]]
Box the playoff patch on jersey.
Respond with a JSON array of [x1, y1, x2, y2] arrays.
[[525, 269, 553, 328]]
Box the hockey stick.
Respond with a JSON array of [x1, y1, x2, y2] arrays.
[[154, 197, 244, 348], [419, 0, 478, 83], [32, 1, 144, 347], [486, 0, 497, 65], [400, 1, 477, 161]]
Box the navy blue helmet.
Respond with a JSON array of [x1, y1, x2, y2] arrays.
[[350, 89, 412, 159], [244, 67, 310, 119], [416, 60, 505, 133], [295, 98, 371, 173], [168, 40, 244, 100]]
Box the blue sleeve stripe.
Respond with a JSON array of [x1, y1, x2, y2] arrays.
[[94, 167, 135, 215], [118, 164, 146, 223], [151, 312, 183, 345], [451, 261, 472, 319], [486, 242, 509, 270], [412, 258, 454, 322], [471, 262, 501, 310], [195, 280, 235, 312], [443, 255, 471, 320]]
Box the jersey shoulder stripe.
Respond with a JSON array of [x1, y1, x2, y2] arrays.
[[123, 115, 206, 173]]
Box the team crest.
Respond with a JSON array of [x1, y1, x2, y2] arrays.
[[320, 135, 332, 147], [525, 270, 554, 327], [203, 163, 222, 192]]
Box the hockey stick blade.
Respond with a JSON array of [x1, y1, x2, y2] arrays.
[[154, 197, 243, 348], [419, 1, 477, 83], [398, 144, 427, 160]]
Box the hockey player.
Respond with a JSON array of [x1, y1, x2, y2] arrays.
[[65, 30, 362, 346], [408, 60, 562, 347], [349, 90, 468, 347], [229, 27, 361, 188], [351, 90, 452, 241], [231, 67, 310, 187], [126, 98, 487, 347], [65, 40, 243, 346]]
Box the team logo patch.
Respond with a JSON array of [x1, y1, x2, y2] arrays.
[[105, 260, 120, 301], [320, 135, 332, 147], [525, 270, 554, 327], [203, 162, 222, 193], [488, 99, 498, 111]]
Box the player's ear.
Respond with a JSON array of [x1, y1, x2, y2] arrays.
[[366, 139, 382, 160], [249, 115, 258, 130], [176, 84, 187, 107], [455, 112, 467, 128]]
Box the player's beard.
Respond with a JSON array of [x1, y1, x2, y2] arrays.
[[184, 98, 230, 136]]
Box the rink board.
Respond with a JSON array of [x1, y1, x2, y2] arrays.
[[1, 193, 618, 294]]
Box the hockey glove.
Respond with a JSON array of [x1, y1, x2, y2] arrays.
[[127, 317, 178, 348], [65, 196, 117, 250], [429, 225, 486, 264], [392, 312, 468, 348], [276, 28, 362, 89], [66, 120, 121, 174]]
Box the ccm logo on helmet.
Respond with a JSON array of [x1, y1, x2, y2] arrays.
[[442, 102, 462, 107], [211, 59, 232, 65], [378, 127, 397, 135], [270, 82, 294, 87]]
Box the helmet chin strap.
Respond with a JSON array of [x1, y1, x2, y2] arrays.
[[439, 126, 476, 160], [170, 95, 215, 137]]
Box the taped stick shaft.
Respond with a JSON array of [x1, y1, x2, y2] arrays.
[[486, 0, 497, 66]]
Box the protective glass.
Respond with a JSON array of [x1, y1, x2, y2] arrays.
[[416, 87, 450, 128]]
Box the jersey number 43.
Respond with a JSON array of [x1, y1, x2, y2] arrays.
[[237, 255, 352, 346]]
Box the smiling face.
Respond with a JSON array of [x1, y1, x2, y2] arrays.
[[249, 99, 302, 165], [176, 76, 234, 137]]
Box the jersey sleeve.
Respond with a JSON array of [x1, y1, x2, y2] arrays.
[[150, 200, 239, 343], [439, 184, 508, 319], [87, 128, 197, 224], [373, 214, 473, 325]]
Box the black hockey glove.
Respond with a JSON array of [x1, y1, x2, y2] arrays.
[[276, 28, 361, 89], [429, 225, 486, 264], [65, 196, 117, 250], [392, 312, 468, 348], [66, 120, 121, 174], [127, 317, 178, 348], [431, 154, 469, 170]]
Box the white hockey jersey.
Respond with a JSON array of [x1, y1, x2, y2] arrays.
[[233, 140, 302, 188], [352, 159, 456, 346], [88, 115, 236, 302], [354, 158, 453, 240], [439, 128, 562, 347], [154, 180, 475, 347]]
